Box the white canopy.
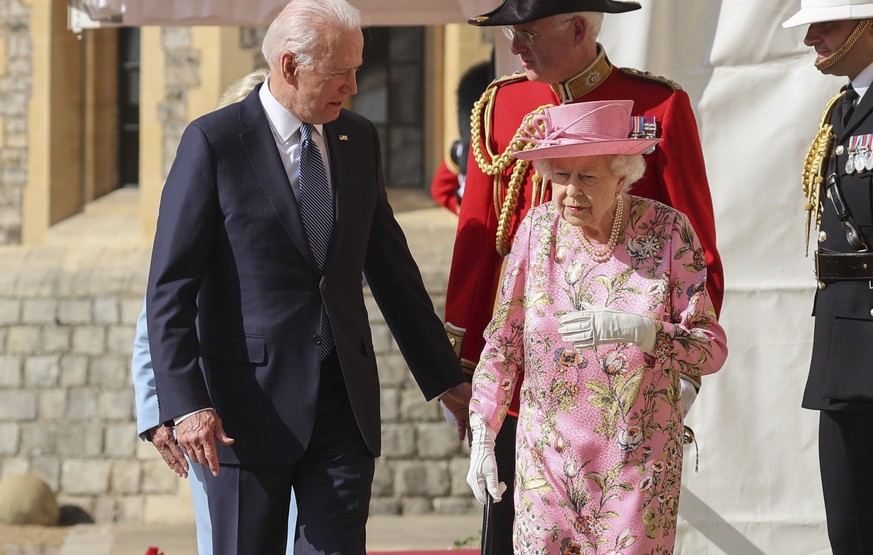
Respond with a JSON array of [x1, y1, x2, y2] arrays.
[[69, 0, 500, 29]]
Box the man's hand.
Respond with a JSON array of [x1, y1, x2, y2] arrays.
[[440, 382, 472, 441], [149, 425, 189, 478], [174, 409, 235, 477]]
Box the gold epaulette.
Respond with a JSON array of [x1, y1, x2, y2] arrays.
[[802, 91, 844, 256], [469, 74, 551, 256], [620, 67, 682, 91]]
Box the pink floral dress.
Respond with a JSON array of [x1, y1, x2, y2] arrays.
[[470, 197, 728, 555]]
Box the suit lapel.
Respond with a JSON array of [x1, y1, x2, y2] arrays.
[[239, 84, 319, 271]]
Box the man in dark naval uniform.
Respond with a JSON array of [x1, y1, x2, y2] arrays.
[[784, 1, 873, 553], [444, 0, 725, 551]]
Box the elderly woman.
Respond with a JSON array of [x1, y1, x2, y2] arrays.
[[466, 100, 728, 554]]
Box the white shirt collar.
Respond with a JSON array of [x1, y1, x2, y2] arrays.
[[258, 76, 325, 143], [850, 61, 873, 104]]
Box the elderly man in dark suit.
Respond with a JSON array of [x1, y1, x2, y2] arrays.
[[785, 1, 873, 553], [145, 1, 471, 553]]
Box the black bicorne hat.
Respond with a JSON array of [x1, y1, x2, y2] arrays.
[[468, 0, 641, 26]]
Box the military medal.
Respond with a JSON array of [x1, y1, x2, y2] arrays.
[[846, 151, 855, 174], [630, 116, 658, 154]]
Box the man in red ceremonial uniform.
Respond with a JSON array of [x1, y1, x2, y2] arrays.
[[444, 0, 724, 551]]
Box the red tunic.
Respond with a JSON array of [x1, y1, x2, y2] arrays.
[[445, 49, 724, 414], [430, 158, 461, 214]]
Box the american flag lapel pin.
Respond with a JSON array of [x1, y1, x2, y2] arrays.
[[339, 134, 349, 141]]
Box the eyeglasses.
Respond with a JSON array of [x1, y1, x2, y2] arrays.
[[501, 17, 574, 45]]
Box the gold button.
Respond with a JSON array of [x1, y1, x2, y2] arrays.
[[449, 338, 456, 346], [818, 281, 827, 289], [819, 231, 827, 243]]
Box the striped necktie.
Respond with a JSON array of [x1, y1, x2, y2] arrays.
[[298, 123, 335, 358]]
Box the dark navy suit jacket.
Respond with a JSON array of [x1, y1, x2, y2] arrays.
[[146, 83, 465, 464], [807, 85, 873, 413]]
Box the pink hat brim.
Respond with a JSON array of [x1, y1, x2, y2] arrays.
[[514, 137, 661, 160]]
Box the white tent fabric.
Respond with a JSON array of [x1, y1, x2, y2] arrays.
[[73, 0, 474, 26], [600, 1, 841, 553]]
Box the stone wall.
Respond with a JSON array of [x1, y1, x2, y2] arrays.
[[0, 1, 32, 245]]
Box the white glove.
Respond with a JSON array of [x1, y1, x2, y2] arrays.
[[680, 377, 698, 418], [466, 412, 507, 504], [558, 303, 656, 354]]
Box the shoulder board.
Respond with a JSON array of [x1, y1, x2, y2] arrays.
[[620, 67, 682, 91], [485, 72, 529, 91]]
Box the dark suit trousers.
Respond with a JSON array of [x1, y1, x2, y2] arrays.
[[485, 414, 516, 554], [204, 351, 375, 555], [819, 410, 873, 555]]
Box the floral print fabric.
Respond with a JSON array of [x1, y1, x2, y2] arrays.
[[470, 197, 727, 554]]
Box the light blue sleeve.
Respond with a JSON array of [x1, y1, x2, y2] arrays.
[[131, 298, 160, 440]]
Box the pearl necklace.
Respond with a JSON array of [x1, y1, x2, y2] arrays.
[[574, 194, 624, 263]]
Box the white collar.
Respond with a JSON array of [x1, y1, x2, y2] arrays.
[[258, 76, 325, 143], [850, 60, 873, 103]]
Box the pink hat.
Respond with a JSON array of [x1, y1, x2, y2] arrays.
[[512, 100, 660, 160]]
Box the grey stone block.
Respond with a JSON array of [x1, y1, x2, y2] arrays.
[[110, 460, 141, 494], [99, 390, 133, 421], [395, 460, 450, 497], [66, 389, 98, 421], [93, 297, 119, 325], [140, 459, 181, 494], [0, 390, 36, 420], [0, 298, 21, 325], [106, 325, 135, 355], [0, 423, 20, 455], [93, 496, 116, 523], [1, 458, 29, 479], [371, 461, 393, 497], [450, 456, 472, 496], [71, 326, 105, 355], [0, 355, 22, 386], [416, 423, 463, 459], [19, 423, 57, 456], [104, 424, 136, 457], [400, 388, 439, 422], [432, 497, 478, 515], [24, 355, 60, 387], [59, 356, 88, 387], [380, 388, 400, 422], [381, 423, 416, 459], [21, 299, 55, 324], [61, 459, 110, 495], [377, 353, 412, 387], [89, 355, 129, 388], [401, 497, 432, 515], [56, 423, 103, 457], [116, 495, 144, 523], [42, 326, 71, 353], [120, 298, 144, 326], [38, 390, 67, 420], [368, 498, 401, 515], [6, 326, 40, 354], [370, 324, 393, 354], [57, 299, 91, 325]]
